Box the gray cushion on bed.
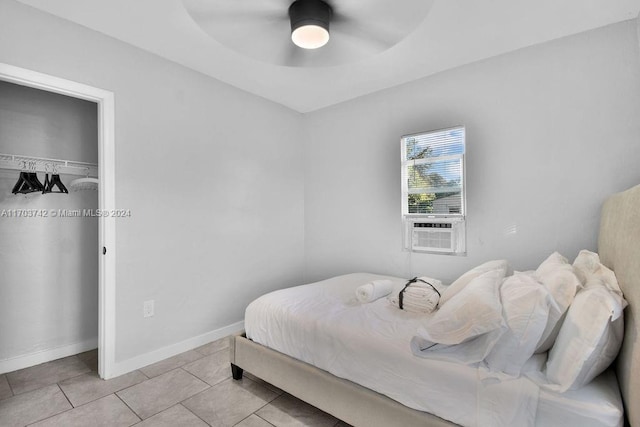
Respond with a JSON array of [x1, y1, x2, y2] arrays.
[[599, 183, 640, 427]]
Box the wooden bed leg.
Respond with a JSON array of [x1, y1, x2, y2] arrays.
[[231, 363, 244, 380]]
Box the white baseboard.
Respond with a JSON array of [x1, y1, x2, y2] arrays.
[[0, 337, 98, 374], [106, 321, 245, 379]]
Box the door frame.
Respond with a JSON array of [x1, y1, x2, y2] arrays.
[[0, 63, 116, 379]]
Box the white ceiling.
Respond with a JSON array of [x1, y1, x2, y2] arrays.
[[16, 0, 640, 113]]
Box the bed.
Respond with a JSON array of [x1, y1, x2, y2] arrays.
[[230, 183, 640, 427]]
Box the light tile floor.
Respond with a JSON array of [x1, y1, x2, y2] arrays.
[[0, 337, 351, 427]]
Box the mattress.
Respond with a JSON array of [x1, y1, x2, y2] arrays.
[[245, 273, 624, 427]]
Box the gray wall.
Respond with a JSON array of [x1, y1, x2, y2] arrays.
[[0, 80, 98, 360], [0, 0, 305, 363], [303, 20, 640, 284]]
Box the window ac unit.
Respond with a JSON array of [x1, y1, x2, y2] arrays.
[[405, 218, 466, 255]]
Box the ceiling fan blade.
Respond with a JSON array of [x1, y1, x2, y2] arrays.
[[181, 0, 435, 67], [329, 0, 434, 23], [330, 19, 403, 50], [280, 38, 334, 68], [206, 18, 295, 65], [194, 10, 286, 25], [330, 0, 434, 46], [282, 42, 341, 68], [182, 0, 289, 25], [282, 43, 306, 67]]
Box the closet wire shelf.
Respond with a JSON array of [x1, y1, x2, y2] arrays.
[[0, 153, 98, 178]]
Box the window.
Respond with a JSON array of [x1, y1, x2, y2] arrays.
[[401, 126, 465, 216], [401, 126, 466, 254]]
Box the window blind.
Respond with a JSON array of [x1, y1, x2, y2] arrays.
[[401, 126, 465, 215]]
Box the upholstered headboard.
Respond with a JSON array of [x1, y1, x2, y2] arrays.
[[599, 183, 640, 427]]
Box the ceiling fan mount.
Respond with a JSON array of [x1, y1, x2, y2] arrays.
[[288, 0, 333, 49]]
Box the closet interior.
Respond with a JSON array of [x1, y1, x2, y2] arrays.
[[0, 80, 99, 373]]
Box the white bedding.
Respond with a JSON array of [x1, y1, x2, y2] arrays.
[[245, 273, 624, 427]]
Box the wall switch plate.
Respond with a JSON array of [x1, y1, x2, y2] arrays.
[[143, 300, 154, 318]]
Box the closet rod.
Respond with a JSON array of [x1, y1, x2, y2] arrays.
[[0, 153, 98, 178]]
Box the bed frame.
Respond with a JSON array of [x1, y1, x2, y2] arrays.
[[230, 183, 640, 427]]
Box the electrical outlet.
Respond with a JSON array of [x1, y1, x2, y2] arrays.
[[143, 300, 154, 318]]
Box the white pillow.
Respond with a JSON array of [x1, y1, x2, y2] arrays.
[[440, 260, 511, 306], [573, 250, 622, 295], [536, 251, 571, 276], [572, 249, 600, 283], [545, 286, 626, 391], [485, 274, 553, 375], [529, 252, 581, 353], [417, 269, 505, 346], [534, 268, 581, 352]]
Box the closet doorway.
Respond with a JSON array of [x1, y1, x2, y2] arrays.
[[0, 63, 116, 379]]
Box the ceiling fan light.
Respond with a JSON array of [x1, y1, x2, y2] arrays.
[[291, 25, 330, 49], [289, 0, 332, 49]]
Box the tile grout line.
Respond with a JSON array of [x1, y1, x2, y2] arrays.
[[243, 386, 280, 426], [22, 384, 74, 427], [10, 370, 91, 398], [176, 403, 213, 427], [121, 367, 212, 421], [59, 370, 149, 409], [256, 413, 278, 427], [125, 341, 229, 379], [180, 374, 277, 427], [184, 360, 233, 388], [57, 382, 75, 408], [140, 358, 204, 379], [247, 412, 278, 427], [178, 366, 212, 387], [4, 374, 16, 398], [114, 391, 143, 423], [176, 368, 213, 403], [54, 367, 95, 401], [5, 356, 92, 398]]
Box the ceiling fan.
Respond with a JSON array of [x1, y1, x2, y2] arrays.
[[181, 0, 434, 68]]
